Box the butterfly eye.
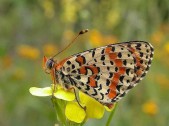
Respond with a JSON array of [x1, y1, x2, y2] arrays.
[[46, 59, 54, 70]]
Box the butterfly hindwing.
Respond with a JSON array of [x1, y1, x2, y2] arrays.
[[58, 41, 154, 106]]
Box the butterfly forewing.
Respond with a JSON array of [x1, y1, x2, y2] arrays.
[[56, 41, 154, 107]]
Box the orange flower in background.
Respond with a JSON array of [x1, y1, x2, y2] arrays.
[[1, 55, 12, 69], [43, 43, 58, 57], [17, 45, 40, 60], [150, 31, 164, 45], [142, 101, 158, 116], [103, 35, 118, 45], [160, 23, 169, 34], [89, 30, 118, 47]]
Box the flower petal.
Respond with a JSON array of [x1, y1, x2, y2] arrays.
[[29, 87, 52, 96], [79, 92, 105, 119], [65, 102, 86, 123], [54, 89, 75, 101]]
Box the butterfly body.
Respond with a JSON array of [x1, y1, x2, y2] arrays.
[[44, 41, 154, 108]]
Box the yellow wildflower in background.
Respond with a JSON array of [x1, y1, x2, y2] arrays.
[[41, 0, 55, 19], [43, 43, 58, 57], [164, 41, 169, 54], [142, 101, 158, 116], [103, 35, 118, 45], [89, 30, 118, 47], [61, 0, 77, 23], [106, 9, 120, 28], [89, 30, 104, 47], [17, 45, 40, 60]]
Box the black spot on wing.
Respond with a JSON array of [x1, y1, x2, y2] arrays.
[[98, 84, 102, 91], [118, 52, 122, 58], [100, 93, 104, 100], [72, 64, 75, 69], [115, 67, 118, 72], [109, 72, 113, 78], [116, 85, 123, 92], [123, 60, 127, 66], [106, 79, 111, 86], [119, 76, 125, 83], [75, 75, 81, 80], [140, 52, 143, 57], [126, 69, 130, 75], [101, 55, 105, 61], [85, 85, 90, 91], [127, 85, 133, 90], [119, 92, 126, 97], [67, 61, 71, 65], [112, 46, 115, 52], [110, 61, 114, 65], [92, 50, 95, 57], [91, 89, 98, 96], [101, 49, 105, 54]]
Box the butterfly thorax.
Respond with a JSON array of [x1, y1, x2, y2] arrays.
[[43, 56, 74, 90]]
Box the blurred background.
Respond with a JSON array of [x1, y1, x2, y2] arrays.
[[0, 0, 169, 126]]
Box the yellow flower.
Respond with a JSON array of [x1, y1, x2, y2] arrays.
[[17, 45, 40, 60], [89, 30, 118, 47], [61, 0, 77, 23], [106, 9, 120, 28], [103, 35, 118, 45], [79, 92, 105, 119], [30, 86, 75, 100], [142, 101, 158, 116], [29, 85, 113, 123], [41, 0, 55, 19], [43, 43, 58, 57], [89, 30, 104, 47], [164, 41, 169, 54], [65, 102, 86, 123]]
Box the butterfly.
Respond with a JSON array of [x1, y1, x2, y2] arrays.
[[43, 30, 154, 108]]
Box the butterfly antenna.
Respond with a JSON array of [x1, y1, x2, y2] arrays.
[[52, 29, 89, 58]]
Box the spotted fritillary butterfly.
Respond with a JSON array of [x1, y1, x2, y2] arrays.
[[43, 30, 154, 108]]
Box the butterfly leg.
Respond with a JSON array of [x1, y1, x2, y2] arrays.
[[51, 68, 57, 96], [64, 87, 86, 110], [73, 88, 86, 110]]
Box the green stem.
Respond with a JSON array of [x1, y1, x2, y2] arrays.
[[106, 104, 117, 126], [51, 97, 67, 125]]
